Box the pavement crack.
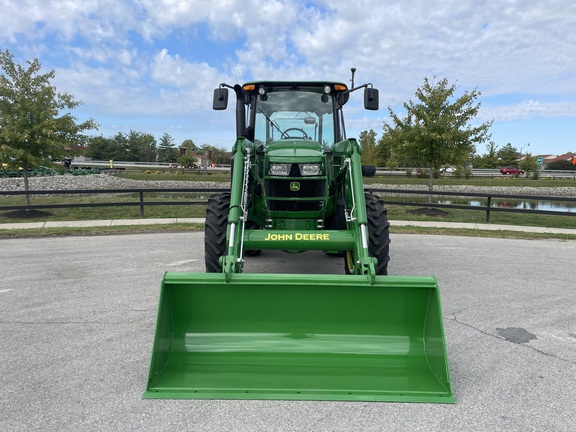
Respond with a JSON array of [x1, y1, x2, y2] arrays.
[[447, 314, 576, 365], [447, 313, 497, 340]]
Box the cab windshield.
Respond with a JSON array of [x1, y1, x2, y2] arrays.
[[253, 90, 335, 146]]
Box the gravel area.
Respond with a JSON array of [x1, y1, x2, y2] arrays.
[[0, 173, 575, 197], [0, 174, 228, 194]]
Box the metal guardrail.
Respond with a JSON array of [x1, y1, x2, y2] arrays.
[[373, 168, 576, 179], [0, 187, 574, 222], [52, 161, 576, 178], [74, 160, 231, 171]]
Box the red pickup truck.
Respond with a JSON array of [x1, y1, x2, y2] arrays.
[[500, 167, 524, 175]]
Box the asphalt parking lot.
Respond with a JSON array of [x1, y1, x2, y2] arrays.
[[1, 232, 575, 431]]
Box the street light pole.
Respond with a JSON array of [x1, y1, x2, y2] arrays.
[[520, 143, 530, 154]]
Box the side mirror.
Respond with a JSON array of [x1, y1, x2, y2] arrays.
[[213, 88, 228, 110], [364, 87, 379, 111]]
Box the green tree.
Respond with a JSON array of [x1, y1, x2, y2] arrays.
[[125, 130, 156, 162], [379, 131, 417, 167], [110, 132, 129, 160], [471, 141, 500, 168], [546, 159, 576, 171], [0, 49, 97, 205], [482, 141, 500, 168], [158, 133, 179, 162], [86, 135, 116, 160], [199, 144, 231, 165], [178, 139, 197, 166], [376, 132, 393, 167], [382, 77, 492, 190], [177, 152, 198, 168], [181, 138, 199, 153], [496, 143, 519, 166], [358, 129, 380, 165], [519, 153, 539, 177]]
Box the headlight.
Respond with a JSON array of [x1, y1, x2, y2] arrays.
[[299, 164, 322, 176], [268, 163, 291, 176]]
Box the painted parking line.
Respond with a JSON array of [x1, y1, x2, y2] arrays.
[[0, 289, 14, 293]]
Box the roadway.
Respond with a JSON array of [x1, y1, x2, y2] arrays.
[[1, 233, 575, 431]]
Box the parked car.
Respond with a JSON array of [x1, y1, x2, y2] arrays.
[[440, 165, 456, 173], [500, 166, 524, 175]]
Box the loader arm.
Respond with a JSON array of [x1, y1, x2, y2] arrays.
[[220, 138, 254, 279], [333, 138, 378, 283]]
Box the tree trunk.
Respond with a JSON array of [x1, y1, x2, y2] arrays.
[[428, 166, 434, 204], [22, 162, 31, 208]]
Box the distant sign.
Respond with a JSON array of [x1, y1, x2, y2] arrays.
[[537, 157, 543, 166]]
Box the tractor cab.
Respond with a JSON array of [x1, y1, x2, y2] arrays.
[[248, 83, 337, 147], [213, 81, 378, 148]]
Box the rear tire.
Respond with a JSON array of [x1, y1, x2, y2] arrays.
[[205, 192, 230, 272], [345, 193, 391, 275]]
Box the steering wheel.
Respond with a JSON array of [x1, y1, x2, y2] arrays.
[[281, 128, 309, 140]]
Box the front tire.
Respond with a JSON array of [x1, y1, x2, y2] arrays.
[[366, 192, 391, 275], [205, 192, 230, 272], [345, 192, 391, 275]]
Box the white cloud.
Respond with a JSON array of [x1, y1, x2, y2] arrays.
[[1, 0, 576, 152], [482, 100, 576, 122], [151, 49, 233, 112]]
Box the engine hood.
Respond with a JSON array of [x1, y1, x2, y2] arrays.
[[265, 140, 324, 160]]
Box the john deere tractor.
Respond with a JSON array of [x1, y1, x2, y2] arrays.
[[205, 79, 389, 280], [144, 76, 454, 403]]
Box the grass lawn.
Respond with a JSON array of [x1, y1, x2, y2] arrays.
[[1, 171, 574, 229]]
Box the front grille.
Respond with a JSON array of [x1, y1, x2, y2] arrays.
[[265, 179, 325, 212], [265, 179, 324, 198]]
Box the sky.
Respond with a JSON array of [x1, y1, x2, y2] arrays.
[[1, 0, 575, 157]]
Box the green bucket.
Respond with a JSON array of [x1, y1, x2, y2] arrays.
[[143, 272, 454, 403]]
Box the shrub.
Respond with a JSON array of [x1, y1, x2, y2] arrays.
[[416, 168, 427, 179]]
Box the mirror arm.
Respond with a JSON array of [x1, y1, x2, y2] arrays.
[[342, 82, 373, 97], [219, 83, 236, 91]]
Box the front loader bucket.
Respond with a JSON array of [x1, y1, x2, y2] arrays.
[[143, 273, 454, 403]]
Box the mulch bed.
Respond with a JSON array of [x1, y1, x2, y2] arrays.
[[406, 208, 450, 217], [2, 209, 53, 219]]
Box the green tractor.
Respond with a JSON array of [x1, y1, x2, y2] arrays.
[[206, 79, 389, 279], [144, 77, 454, 403]]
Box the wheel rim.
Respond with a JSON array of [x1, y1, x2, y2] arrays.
[[345, 251, 355, 274]]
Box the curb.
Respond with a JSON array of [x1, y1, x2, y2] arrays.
[[1, 218, 575, 235]]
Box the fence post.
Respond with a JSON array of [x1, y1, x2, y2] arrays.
[[486, 196, 492, 222], [139, 191, 145, 218]]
